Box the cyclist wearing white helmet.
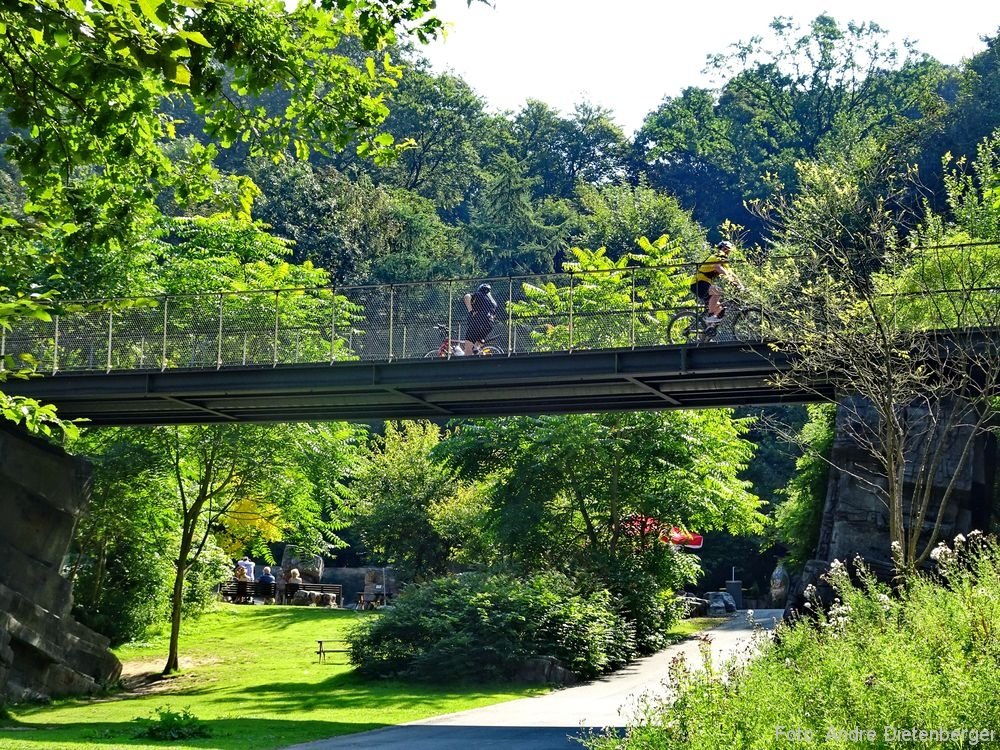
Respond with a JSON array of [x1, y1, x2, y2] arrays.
[[462, 282, 498, 355]]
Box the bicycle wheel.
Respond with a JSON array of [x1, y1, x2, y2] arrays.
[[665, 310, 701, 344], [731, 306, 768, 342], [478, 345, 504, 356]]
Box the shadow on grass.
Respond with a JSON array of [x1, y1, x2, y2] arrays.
[[1, 721, 623, 750], [205, 606, 372, 624], [0, 717, 386, 748], [141, 670, 541, 712], [255, 672, 532, 710]]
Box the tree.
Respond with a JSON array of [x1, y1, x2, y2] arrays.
[[510, 100, 629, 200], [0, 0, 445, 432], [438, 411, 764, 650], [710, 15, 942, 197], [772, 405, 835, 572], [377, 67, 490, 212], [573, 178, 705, 261], [345, 420, 461, 581], [507, 237, 700, 354], [633, 86, 744, 235], [466, 153, 574, 275], [250, 158, 473, 283], [153, 423, 335, 673], [68, 428, 176, 644], [909, 30, 1000, 216], [758, 134, 1000, 572], [634, 15, 947, 242]]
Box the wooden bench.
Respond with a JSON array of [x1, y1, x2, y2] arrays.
[[284, 582, 343, 606], [219, 579, 276, 602], [316, 639, 350, 663], [218, 580, 342, 606]]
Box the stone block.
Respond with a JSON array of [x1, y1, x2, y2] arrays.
[[0, 428, 120, 703]]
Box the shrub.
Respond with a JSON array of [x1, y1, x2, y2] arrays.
[[182, 539, 232, 616], [593, 548, 697, 655], [347, 571, 633, 681], [133, 707, 211, 740], [72, 540, 172, 646], [586, 534, 1000, 749]]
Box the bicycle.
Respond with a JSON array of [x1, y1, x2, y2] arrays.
[[424, 323, 504, 358], [665, 294, 770, 345]]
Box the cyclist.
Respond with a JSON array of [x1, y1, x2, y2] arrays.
[[690, 240, 741, 324], [462, 282, 498, 355]]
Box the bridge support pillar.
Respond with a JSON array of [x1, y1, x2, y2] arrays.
[[787, 395, 997, 612]]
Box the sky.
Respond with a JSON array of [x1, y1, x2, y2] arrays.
[[421, 0, 1000, 135]]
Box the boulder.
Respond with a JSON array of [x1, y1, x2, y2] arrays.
[[514, 656, 579, 686], [0, 428, 122, 702], [680, 593, 708, 617], [280, 546, 324, 584], [706, 591, 729, 617]]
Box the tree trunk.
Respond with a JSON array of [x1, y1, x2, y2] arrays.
[[163, 525, 194, 675]]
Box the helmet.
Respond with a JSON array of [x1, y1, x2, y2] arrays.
[[478, 283, 492, 293], [716, 240, 734, 253]]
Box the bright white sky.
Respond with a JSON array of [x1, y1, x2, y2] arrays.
[[421, 0, 1000, 135]]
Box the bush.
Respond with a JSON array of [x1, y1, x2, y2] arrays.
[[589, 547, 697, 655], [586, 534, 1000, 749], [182, 539, 232, 616], [347, 571, 634, 681], [72, 540, 172, 646], [133, 707, 211, 740]]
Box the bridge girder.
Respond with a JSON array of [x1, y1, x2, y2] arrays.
[[3, 342, 833, 425]]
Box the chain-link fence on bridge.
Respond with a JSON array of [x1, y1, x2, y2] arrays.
[[0, 261, 779, 374]]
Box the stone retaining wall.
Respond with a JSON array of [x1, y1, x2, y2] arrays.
[[0, 427, 121, 703]]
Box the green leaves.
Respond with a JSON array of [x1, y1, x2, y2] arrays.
[[163, 58, 191, 86], [0, 0, 448, 436], [135, 0, 165, 26]]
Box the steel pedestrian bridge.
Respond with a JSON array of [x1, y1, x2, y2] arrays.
[[0, 265, 825, 424]]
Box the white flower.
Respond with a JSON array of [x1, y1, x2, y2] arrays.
[[968, 530, 983, 538], [954, 533, 967, 544]]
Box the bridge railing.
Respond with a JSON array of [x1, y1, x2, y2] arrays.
[[0, 262, 740, 374]]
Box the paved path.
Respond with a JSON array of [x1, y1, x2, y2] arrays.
[[283, 610, 783, 750]]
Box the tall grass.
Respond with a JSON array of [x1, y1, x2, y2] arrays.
[[589, 534, 1000, 749]]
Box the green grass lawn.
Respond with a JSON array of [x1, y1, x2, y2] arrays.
[[0, 607, 727, 750], [1, 605, 545, 750], [665, 616, 730, 641]]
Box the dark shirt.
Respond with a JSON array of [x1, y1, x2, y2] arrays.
[[471, 289, 498, 319], [260, 574, 276, 584]]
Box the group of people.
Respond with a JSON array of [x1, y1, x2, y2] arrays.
[[230, 556, 303, 604], [456, 240, 739, 352]]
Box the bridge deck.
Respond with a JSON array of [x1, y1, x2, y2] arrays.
[[4, 342, 831, 425]]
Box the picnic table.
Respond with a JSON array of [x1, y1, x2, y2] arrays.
[[316, 639, 350, 663]]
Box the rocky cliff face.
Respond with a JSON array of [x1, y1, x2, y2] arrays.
[[787, 396, 997, 610], [0, 427, 121, 703]]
